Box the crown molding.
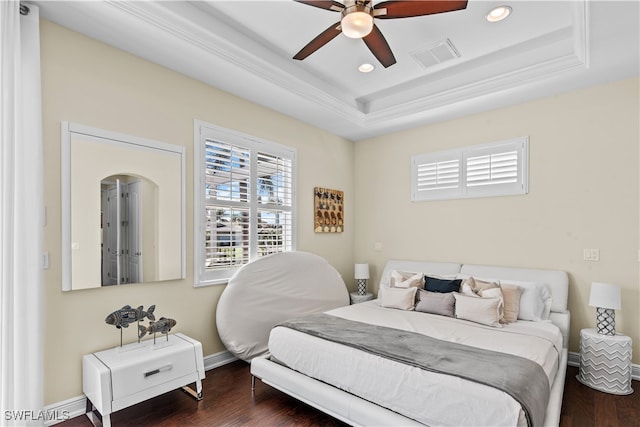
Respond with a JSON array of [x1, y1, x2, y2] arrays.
[[36, 0, 632, 141]]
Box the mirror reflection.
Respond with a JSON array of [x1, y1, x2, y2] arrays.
[[62, 122, 185, 291], [101, 174, 158, 285]]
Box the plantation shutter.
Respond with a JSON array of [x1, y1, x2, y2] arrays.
[[204, 140, 251, 271], [464, 138, 528, 198], [195, 121, 296, 286], [256, 151, 293, 257], [412, 149, 461, 201], [411, 137, 528, 201]]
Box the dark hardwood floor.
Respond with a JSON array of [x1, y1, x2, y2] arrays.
[[60, 362, 638, 427]]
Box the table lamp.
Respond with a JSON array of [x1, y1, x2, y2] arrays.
[[354, 264, 370, 296], [588, 282, 621, 336]]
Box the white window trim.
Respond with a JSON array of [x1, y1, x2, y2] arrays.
[[193, 120, 297, 287], [411, 137, 528, 202]]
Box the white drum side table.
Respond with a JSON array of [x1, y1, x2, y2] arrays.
[[350, 292, 374, 304], [577, 328, 633, 395]]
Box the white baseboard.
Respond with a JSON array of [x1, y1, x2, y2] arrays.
[[568, 350, 640, 381], [204, 349, 238, 371], [43, 350, 237, 426]]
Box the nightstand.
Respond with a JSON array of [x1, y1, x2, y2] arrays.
[[350, 292, 374, 304], [83, 333, 205, 427], [577, 328, 633, 395]]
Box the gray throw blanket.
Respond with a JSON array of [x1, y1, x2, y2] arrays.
[[278, 313, 550, 427]]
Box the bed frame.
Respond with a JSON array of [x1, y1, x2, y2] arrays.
[[250, 260, 570, 427]]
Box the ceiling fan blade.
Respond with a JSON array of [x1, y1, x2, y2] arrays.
[[374, 0, 468, 19], [362, 24, 396, 68], [293, 22, 342, 61], [293, 0, 344, 12]]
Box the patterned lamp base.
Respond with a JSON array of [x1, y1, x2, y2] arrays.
[[356, 279, 367, 296], [596, 307, 616, 335]]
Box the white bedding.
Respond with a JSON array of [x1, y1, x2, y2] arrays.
[[269, 300, 563, 427]]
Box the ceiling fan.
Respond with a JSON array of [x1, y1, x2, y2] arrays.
[[293, 0, 468, 68]]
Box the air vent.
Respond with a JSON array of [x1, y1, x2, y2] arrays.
[[411, 38, 460, 69]]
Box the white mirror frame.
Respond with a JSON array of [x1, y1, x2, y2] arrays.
[[61, 122, 186, 291]]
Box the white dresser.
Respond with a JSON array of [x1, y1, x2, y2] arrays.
[[577, 328, 633, 395], [83, 333, 205, 426]]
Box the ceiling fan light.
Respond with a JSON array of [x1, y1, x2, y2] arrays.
[[486, 5, 512, 22], [341, 7, 374, 39]]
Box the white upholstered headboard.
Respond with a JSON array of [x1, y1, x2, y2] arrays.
[[379, 260, 571, 347]]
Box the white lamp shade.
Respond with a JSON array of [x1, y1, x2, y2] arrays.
[[354, 263, 370, 280], [589, 282, 621, 310]]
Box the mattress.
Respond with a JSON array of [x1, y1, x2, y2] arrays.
[[268, 300, 563, 427]]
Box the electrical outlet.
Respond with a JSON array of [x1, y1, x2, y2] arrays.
[[374, 242, 383, 251], [583, 249, 599, 261]]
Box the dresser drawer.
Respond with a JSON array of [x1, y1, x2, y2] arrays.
[[92, 334, 202, 403], [113, 345, 194, 400], [84, 333, 205, 426]]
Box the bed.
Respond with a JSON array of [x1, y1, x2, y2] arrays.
[[238, 256, 569, 426]]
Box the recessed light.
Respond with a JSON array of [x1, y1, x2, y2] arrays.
[[358, 63, 375, 73], [486, 5, 512, 22]]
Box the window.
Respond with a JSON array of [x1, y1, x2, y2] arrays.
[[411, 137, 528, 201], [194, 121, 296, 286]]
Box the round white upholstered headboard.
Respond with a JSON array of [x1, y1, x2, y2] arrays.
[[216, 251, 349, 361]]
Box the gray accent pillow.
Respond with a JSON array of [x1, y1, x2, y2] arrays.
[[415, 289, 455, 317]]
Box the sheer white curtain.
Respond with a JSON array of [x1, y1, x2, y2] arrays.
[[0, 1, 44, 426]]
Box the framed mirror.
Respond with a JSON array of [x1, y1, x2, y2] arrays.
[[61, 122, 185, 291]]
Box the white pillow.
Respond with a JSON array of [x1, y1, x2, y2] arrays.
[[460, 276, 499, 296], [500, 280, 552, 321], [459, 280, 479, 297], [453, 293, 502, 327], [390, 270, 423, 288], [380, 286, 417, 311], [479, 287, 505, 321]]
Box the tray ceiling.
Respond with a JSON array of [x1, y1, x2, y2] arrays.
[[34, 1, 639, 140]]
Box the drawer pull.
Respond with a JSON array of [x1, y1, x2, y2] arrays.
[[144, 364, 172, 378]]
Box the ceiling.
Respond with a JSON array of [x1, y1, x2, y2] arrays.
[[33, 1, 639, 141]]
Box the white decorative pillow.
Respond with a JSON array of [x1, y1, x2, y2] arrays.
[[390, 270, 423, 289], [475, 278, 500, 292], [453, 293, 502, 327], [460, 276, 499, 298], [500, 280, 552, 321], [460, 280, 479, 297], [380, 286, 417, 311], [479, 287, 505, 322]]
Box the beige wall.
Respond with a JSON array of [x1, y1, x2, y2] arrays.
[[354, 77, 640, 363], [41, 17, 639, 407], [41, 20, 354, 404]]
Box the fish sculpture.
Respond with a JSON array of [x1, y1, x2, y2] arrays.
[[140, 317, 177, 337], [105, 305, 156, 330]]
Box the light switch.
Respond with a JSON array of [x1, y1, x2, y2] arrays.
[[583, 248, 599, 261]]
